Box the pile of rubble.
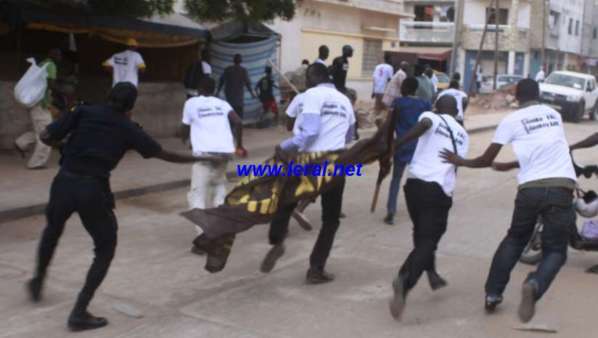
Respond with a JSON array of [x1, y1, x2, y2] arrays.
[[470, 84, 518, 110]]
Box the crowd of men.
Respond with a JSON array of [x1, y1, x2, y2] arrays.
[[14, 39, 598, 333]]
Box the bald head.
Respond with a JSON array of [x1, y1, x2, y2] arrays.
[[435, 95, 458, 117]]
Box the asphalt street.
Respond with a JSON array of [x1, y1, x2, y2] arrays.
[[1, 121, 598, 338]]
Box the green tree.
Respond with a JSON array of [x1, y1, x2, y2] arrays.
[[41, 0, 296, 21]]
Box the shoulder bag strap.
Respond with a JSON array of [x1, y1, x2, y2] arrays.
[[438, 114, 458, 173]]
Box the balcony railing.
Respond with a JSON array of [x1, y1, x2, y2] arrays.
[[399, 21, 455, 44]]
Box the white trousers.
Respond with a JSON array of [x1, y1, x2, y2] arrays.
[[188, 161, 229, 235], [15, 105, 53, 169]]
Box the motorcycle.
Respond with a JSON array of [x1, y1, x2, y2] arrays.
[[520, 160, 598, 274]]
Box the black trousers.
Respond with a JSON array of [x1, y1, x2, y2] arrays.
[[485, 187, 574, 300], [269, 177, 346, 271], [35, 170, 118, 313], [399, 179, 452, 292]]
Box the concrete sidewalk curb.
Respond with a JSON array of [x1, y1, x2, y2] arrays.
[[0, 124, 498, 224]]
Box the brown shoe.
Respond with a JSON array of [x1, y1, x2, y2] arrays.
[[305, 268, 335, 284]]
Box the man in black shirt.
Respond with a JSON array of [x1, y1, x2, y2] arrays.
[[27, 82, 221, 332], [330, 45, 353, 93], [255, 66, 278, 120]]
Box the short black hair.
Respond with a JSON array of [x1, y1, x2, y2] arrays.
[[449, 80, 460, 89], [318, 45, 329, 53], [233, 54, 242, 64], [109, 82, 138, 113], [302, 59, 309, 65], [198, 77, 216, 94], [384, 53, 391, 64], [401, 77, 419, 96], [306, 63, 330, 85], [414, 64, 425, 76], [435, 95, 458, 116], [516, 78, 540, 102], [452, 72, 461, 82]]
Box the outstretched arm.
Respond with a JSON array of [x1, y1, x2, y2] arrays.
[[393, 117, 433, 150], [228, 110, 243, 148], [440, 143, 503, 168], [154, 150, 225, 164], [492, 160, 519, 172], [570, 132, 598, 151]]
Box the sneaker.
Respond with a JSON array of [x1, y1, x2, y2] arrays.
[[389, 275, 407, 321], [383, 214, 394, 225], [68, 311, 108, 332], [190, 245, 206, 256], [518, 280, 538, 323], [26, 278, 42, 303], [484, 294, 503, 313], [260, 244, 285, 273], [305, 268, 335, 284], [427, 270, 448, 291]]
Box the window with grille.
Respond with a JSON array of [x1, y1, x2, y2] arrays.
[[362, 39, 383, 77]]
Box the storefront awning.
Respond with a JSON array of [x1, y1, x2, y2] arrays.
[[0, 0, 209, 47], [397, 46, 452, 61]]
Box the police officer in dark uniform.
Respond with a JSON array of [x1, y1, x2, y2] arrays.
[[26, 82, 221, 331]]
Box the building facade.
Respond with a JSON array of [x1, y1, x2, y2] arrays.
[[269, 0, 408, 99]]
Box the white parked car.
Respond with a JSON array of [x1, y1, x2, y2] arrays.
[[539, 71, 598, 122]]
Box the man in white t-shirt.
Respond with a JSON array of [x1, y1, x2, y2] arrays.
[[436, 80, 468, 124], [440, 79, 576, 323], [387, 95, 469, 321], [372, 54, 394, 122], [103, 38, 146, 87], [535, 68, 545, 83], [181, 77, 242, 254], [261, 63, 355, 284]]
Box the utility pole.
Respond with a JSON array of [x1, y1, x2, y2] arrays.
[[493, 0, 499, 90], [449, 0, 465, 77], [541, 0, 546, 72], [467, 0, 495, 95]]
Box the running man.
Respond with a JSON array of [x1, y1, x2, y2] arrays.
[[181, 77, 242, 254], [26, 83, 218, 331], [388, 95, 469, 321], [103, 38, 145, 87], [440, 79, 576, 323], [261, 63, 355, 284]]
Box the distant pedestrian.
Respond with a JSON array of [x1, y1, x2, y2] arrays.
[[425, 66, 438, 95], [436, 80, 468, 124], [314, 45, 330, 66], [14, 48, 61, 169], [183, 49, 212, 98], [440, 79, 576, 323], [103, 38, 146, 87], [217, 54, 255, 157], [330, 45, 353, 93], [389, 95, 469, 321], [414, 64, 435, 104], [182, 77, 242, 254], [383, 61, 409, 107], [302, 59, 310, 66], [475, 67, 483, 94], [384, 77, 432, 226], [255, 66, 279, 120], [26, 82, 210, 332], [535, 68, 545, 83], [372, 53, 394, 124]]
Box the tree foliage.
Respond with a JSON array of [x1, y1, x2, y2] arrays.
[[40, 0, 296, 22]]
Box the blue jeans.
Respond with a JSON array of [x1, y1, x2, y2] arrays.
[[485, 187, 575, 300], [386, 160, 408, 216]]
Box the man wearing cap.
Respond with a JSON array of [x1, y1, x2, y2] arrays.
[[103, 38, 146, 87]]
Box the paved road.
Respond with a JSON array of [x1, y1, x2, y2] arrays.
[[1, 121, 598, 338]]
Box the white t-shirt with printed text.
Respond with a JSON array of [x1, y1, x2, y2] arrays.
[[372, 63, 394, 94], [301, 84, 355, 152], [286, 93, 305, 136], [104, 50, 146, 87], [182, 96, 235, 155], [409, 112, 469, 196], [492, 104, 576, 185], [437, 88, 468, 121]]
